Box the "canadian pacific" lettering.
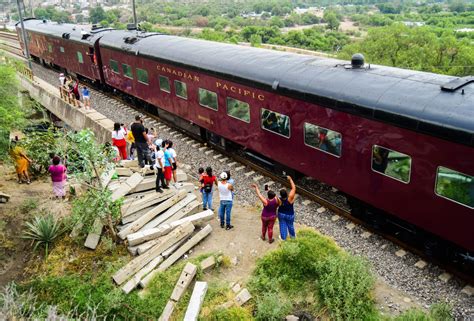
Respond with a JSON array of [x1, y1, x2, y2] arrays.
[[156, 65, 200, 82], [216, 81, 264, 101]]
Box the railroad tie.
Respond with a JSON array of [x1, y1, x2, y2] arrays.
[[244, 171, 255, 177]]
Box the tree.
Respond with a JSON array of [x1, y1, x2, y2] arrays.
[[89, 6, 106, 24], [323, 11, 340, 30], [250, 34, 262, 47], [449, 0, 467, 12]]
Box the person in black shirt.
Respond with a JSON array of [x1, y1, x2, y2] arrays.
[[131, 115, 152, 167]]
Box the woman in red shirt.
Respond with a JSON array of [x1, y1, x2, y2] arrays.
[[112, 122, 128, 160]]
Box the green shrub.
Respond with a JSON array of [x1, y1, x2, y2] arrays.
[[317, 255, 377, 321], [250, 228, 341, 294], [207, 306, 253, 321], [394, 308, 432, 321], [394, 302, 453, 321], [255, 292, 292, 321], [23, 213, 65, 256]]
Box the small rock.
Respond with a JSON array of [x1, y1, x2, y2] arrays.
[[461, 285, 474, 297], [232, 283, 241, 293], [403, 297, 411, 303], [317, 207, 326, 213], [346, 223, 355, 230], [286, 315, 299, 321], [414, 260, 427, 269], [331, 215, 340, 222], [231, 256, 239, 266], [361, 231, 372, 239], [395, 249, 407, 258], [438, 272, 452, 283]]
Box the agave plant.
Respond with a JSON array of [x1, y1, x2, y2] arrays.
[[23, 214, 64, 257]]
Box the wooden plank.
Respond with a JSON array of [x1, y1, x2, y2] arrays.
[[170, 263, 197, 301], [127, 224, 173, 246], [140, 224, 212, 287], [122, 208, 150, 225], [200, 256, 216, 273], [117, 190, 187, 240], [100, 165, 116, 187], [175, 182, 195, 193], [121, 189, 175, 217], [161, 238, 188, 258], [176, 169, 187, 182], [183, 282, 208, 321], [140, 193, 197, 231], [158, 300, 175, 321], [130, 177, 156, 193], [84, 218, 103, 250], [162, 200, 201, 226], [112, 222, 195, 285], [120, 160, 138, 168], [115, 167, 133, 176], [112, 173, 144, 201], [168, 210, 213, 229], [122, 190, 156, 205], [121, 255, 164, 294]]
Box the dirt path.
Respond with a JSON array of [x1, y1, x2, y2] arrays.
[[0, 163, 70, 288]]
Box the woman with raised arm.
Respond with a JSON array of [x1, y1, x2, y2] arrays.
[[252, 184, 281, 244], [278, 175, 297, 240]]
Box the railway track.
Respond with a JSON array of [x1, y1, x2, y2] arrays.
[[0, 31, 24, 59]]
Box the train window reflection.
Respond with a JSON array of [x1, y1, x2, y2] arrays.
[[137, 68, 148, 85], [304, 123, 342, 157], [227, 98, 250, 123], [371, 145, 411, 183], [77, 52, 83, 64], [175, 80, 187, 99], [435, 167, 473, 208], [159, 76, 170, 93], [122, 64, 133, 79], [110, 60, 119, 73], [261, 108, 290, 138], [60, 46, 65, 53], [199, 88, 218, 110], [48, 44, 53, 53]]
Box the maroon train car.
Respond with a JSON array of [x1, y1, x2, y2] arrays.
[[99, 30, 473, 257], [16, 19, 112, 83]]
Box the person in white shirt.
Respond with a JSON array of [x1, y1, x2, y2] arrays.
[[152, 141, 167, 192], [167, 140, 178, 184], [111, 122, 128, 160], [218, 172, 234, 230]]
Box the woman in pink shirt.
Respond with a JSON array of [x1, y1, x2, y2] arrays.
[[48, 156, 67, 199]]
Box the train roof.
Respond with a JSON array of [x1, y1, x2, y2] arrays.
[[17, 18, 113, 45]]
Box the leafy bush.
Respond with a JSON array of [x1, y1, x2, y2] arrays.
[[250, 228, 341, 294], [317, 255, 377, 321], [254, 292, 292, 321], [394, 302, 453, 321], [207, 306, 253, 320], [23, 213, 65, 256]]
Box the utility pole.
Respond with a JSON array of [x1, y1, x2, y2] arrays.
[[16, 0, 33, 70], [132, 0, 137, 28]]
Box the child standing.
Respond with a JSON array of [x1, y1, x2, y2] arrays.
[[48, 156, 67, 199], [252, 184, 281, 243]]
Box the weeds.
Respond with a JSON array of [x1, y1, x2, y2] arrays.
[[254, 292, 292, 321], [317, 254, 377, 321], [394, 302, 453, 321], [22, 213, 65, 256], [19, 198, 38, 215]]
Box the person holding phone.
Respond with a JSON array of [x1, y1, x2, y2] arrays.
[[252, 183, 281, 243], [278, 176, 297, 240]]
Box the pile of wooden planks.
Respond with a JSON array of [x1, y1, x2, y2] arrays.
[[111, 165, 213, 294]]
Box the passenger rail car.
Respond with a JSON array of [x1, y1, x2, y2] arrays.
[[17, 20, 474, 262]]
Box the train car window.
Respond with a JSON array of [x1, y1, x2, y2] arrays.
[[199, 88, 218, 110], [110, 60, 119, 73], [261, 108, 290, 138], [77, 52, 83, 64], [304, 123, 341, 157], [175, 80, 187, 99], [122, 64, 133, 79], [371, 145, 411, 183], [435, 167, 473, 208], [137, 68, 149, 85], [159, 76, 170, 93], [48, 44, 53, 53], [60, 46, 65, 53], [226, 97, 250, 123]]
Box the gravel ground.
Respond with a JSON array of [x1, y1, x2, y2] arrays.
[[31, 63, 474, 317]]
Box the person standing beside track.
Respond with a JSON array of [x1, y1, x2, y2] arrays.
[[278, 175, 297, 240], [252, 183, 281, 243], [131, 115, 152, 168], [218, 172, 234, 230]]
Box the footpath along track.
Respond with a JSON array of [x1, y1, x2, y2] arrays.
[[13, 50, 472, 317], [0, 31, 23, 58]]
